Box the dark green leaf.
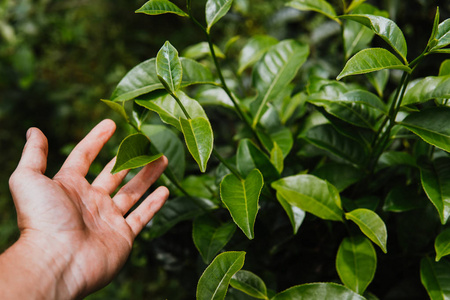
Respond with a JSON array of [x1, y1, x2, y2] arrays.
[[135, 0, 188, 17], [112, 133, 163, 173], [230, 270, 268, 299], [366, 69, 389, 98], [383, 186, 424, 213], [238, 35, 278, 74], [197, 251, 246, 300], [270, 142, 284, 174], [336, 236, 377, 294], [272, 174, 343, 222], [377, 151, 417, 170], [312, 163, 362, 192], [402, 75, 450, 106], [276, 193, 305, 235], [156, 41, 183, 93], [206, 0, 234, 33], [271, 283, 365, 300], [220, 169, 264, 240], [435, 229, 450, 261], [286, 0, 338, 22], [420, 257, 450, 300]]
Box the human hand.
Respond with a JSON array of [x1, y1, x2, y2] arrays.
[[6, 119, 169, 299]]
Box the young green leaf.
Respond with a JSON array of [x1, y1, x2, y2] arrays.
[[182, 42, 225, 60], [336, 236, 377, 294], [272, 174, 344, 222], [337, 48, 411, 80], [420, 257, 450, 300], [400, 107, 450, 153], [193, 215, 237, 264], [276, 193, 305, 235], [251, 40, 309, 128], [435, 229, 450, 261], [420, 157, 450, 224], [339, 14, 408, 62], [111, 133, 163, 173], [238, 35, 279, 74], [197, 251, 246, 300], [230, 270, 268, 299], [270, 142, 284, 174], [220, 169, 264, 240], [135, 0, 188, 17], [427, 7, 440, 49], [180, 117, 214, 173], [431, 18, 450, 51], [100, 99, 129, 122], [345, 208, 388, 253], [286, 0, 339, 23], [271, 283, 365, 300], [439, 60, 450, 76], [205, 0, 234, 33], [346, 0, 366, 13], [156, 41, 183, 94], [402, 75, 450, 106]]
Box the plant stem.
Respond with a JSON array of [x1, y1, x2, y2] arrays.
[[212, 149, 242, 180]]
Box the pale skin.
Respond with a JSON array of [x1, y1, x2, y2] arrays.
[[0, 119, 169, 299]]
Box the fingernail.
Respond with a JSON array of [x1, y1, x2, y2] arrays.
[[26, 128, 32, 140]]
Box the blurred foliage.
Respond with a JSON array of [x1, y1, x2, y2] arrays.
[[0, 0, 449, 299]]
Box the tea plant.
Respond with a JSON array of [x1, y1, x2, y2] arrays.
[[102, 0, 450, 299]]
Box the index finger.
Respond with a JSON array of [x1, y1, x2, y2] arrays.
[[59, 119, 116, 177]]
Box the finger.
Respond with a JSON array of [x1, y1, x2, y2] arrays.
[[113, 156, 168, 215], [91, 157, 129, 195], [126, 186, 169, 237], [16, 128, 48, 174], [59, 119, 116, 177]]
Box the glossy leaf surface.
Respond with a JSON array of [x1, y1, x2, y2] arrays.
[[182, 42, 225, 60], [193, 215, 237, 264], [345, 208, 388, 253], [400, 107, 450, 153], [420, 257, 450, 300], [230, 270, 268, 299], [112, 133, 162, 173], [272, 174, 343, 222], [238, 35, 278, 74], [286, 0, 338, 21], [432, 19, 450, 50], [206, 0, 234, 33], [402, 75, 450, 106], [337, 48, 410, 80], [272, 283, 365, 300], [180, 117, 214, 173], [220, 169, 264, 240], [336, 236, 377, 294], [197, 251, 246, 300], [237, 139, 279, 183], [435, 229, 450, 261], [136, 0, 188, 16], [276, 193, 305, 235], [156, 41, 182, 94]]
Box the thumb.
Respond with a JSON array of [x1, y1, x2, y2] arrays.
[[16, 128, 49, 174]]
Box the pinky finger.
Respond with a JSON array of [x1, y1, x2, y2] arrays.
[[126, 186, 169, 237]]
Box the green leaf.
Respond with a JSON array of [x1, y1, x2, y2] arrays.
[[111, 133, 163, 173], [270, 142, 284, 174], [182, 42, 225, 60], [420, 157, 450, 224], [420, 257, 450, 300], [197, 251, 246, 300], [271, 283, 365, 300], [383, 186, 424, 213], [148, 197, 218, 239], [336, 236, 377, 294], [400, 107, 450, 153], [276, 193, 305, 235], [377, 151, 417, 170], [196, 87, 234, 108], [193, 215, 237, 264], [230, 270, 268, 299], [402, 75, 450, 106], [345, 208, 388, 253], [431, 18, 450, 51], [337, 48, 411, 80], [135, 0, 188, 17], [272, 174, 343, 222], [312, 163, 362, 192], [286, 0, 338, 22], [156, 41, 183, 94], [339, 14, 408, 62], [206, 0, 234, 33], [136, 91, 208, 131], [439, 60, 450, 76], [435, 229, 450, 261], [220, 169, 264, 240], [180, 117, 214, 173], [366, 69, 389, 98], [237, 139, 280, 183], [100, 99, 129, 122], [251, 40, 309, 128], [238, 35, 278, 75], [427, 7, 440, 49], [346, 0, 366, 13]]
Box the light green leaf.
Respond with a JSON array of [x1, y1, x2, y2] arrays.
[[439, 60, 450, 76], [100, 99, 129, 122], [272, 174, 343, 222], [156, 41, 183, 93], [270, 142, 284, 174], [432, 18, 450, 50], [420, 257, 450, 300], [251, 40, 309, 128], [286, 0, 338, 23], [220, 169, 264, 240], [196, 87, 234, 108], [346, 0, 366, 13], [197, 251, 246, 300], [336, 236, 377, 294], [345, 208, 388, 253], [435, 229, 450, 261], [271, 283, 365, 300], [111, 133, 163, 173], [400, 107, 450, 153], [276, 193, 305, 235], [193, 215, 236, 264], [339, 14, 408, 62], [337, 48, 411, 80], [182, 42, 225, 60], [238, 35, 279, 74], [230, 270, 268, 299], [180, 117, 214, 173], [206, 0, 234, 33], [402, 75, 450, 106], [135, 0, 188, 16], [420, 157, 450, 224]]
